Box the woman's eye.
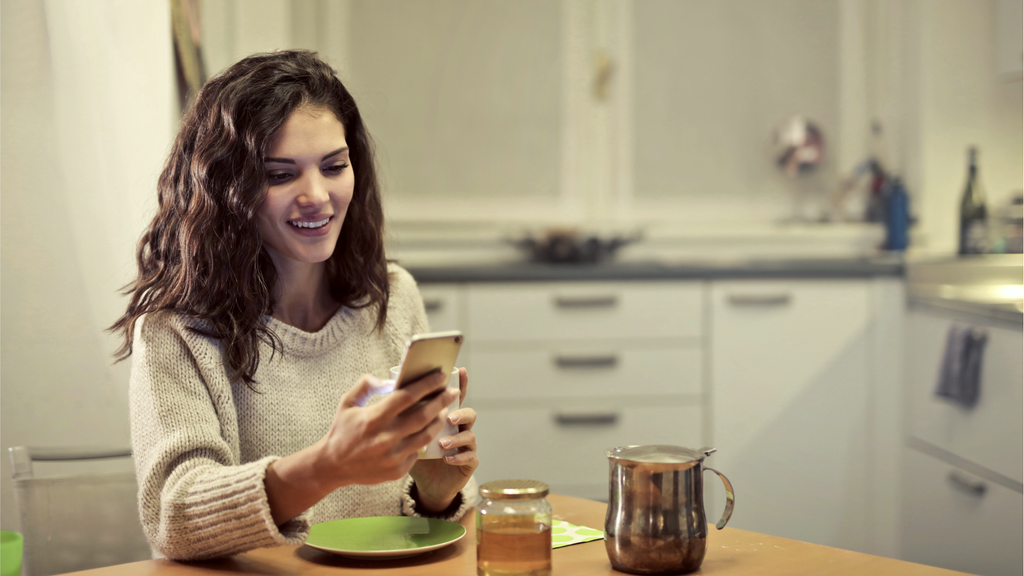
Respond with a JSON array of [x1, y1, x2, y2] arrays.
[[323, 163, 349, 175], [267, 172, 292, 184]]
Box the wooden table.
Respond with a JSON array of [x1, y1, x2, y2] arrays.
[[65, 494, 971, 575]]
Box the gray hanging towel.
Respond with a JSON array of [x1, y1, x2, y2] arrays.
[[935, 324, 988, 408]]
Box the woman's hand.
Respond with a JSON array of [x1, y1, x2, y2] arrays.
[[265, 371, 458, 524], [323, 371, 460, 486], [409, 367, 479, 513]]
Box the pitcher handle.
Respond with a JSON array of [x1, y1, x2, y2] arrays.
[[704, 466, 735, 530]]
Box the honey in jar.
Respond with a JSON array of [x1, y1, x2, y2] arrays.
[[476, 479, 551, 576]]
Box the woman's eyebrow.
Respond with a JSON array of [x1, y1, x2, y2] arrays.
[[264, 147, 349, 164], [321, 147, 349, 161]]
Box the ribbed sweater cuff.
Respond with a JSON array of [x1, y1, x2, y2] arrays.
[[400, 476, 477, 522], [165, 456, 310, 559]]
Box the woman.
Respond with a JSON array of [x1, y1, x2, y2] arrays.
[[110, 50, 478, 560]]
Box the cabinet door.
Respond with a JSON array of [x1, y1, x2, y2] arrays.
[[467, 281, 703, 342], [624, 0, 841, 222], [709, 280, 870, 552], [902, 447, 1023, 576], [418, 284, 465, 334], [347, 0, 571, 221], [472, 401, 703, 502], [469, 344, 702, 400], [906, 308, 1023, 484]]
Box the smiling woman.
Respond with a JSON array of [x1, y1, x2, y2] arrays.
[[106, 50, 479, 561]]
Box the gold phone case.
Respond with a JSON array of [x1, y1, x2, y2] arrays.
[[395, 331, 463, 390]]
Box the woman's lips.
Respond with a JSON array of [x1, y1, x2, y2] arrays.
[[287, 216, 332, 237]]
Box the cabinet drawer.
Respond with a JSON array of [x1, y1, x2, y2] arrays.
[[902, 447, 1023, 576], [467, 282, 703, 341], [418, 284, 465, 333], [472, 402, 702, 494], [906, 309, 1023, 483], [467, 345, 702, 399]]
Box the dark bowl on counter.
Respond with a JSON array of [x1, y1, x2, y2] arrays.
[[510, 230, 642, 264]]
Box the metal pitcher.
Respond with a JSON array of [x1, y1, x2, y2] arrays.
[[605, 445, 735, 575]]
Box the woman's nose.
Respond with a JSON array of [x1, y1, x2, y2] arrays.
[[296, 175, 330, 207]]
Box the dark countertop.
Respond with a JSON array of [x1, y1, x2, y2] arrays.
[[403, 257, 905, 283]]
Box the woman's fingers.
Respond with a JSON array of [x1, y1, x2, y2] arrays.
[[322, 371, 463, 487], [458, 367, 468, 405], [439, 428, 476, 451], [379, 370, 449, 418], [338, 374, 381, 409], [380, 386, 456, 436], [395, 408, 449, 454], [443, 447, 479, 467], [446, 406, 476, 430]]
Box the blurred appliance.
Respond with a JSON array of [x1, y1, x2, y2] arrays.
[[8, 446, 151, 576]]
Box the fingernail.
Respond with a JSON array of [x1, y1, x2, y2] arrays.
[[440, 437, 452, 448], [444, 454, 456, 463], [448, 412, 460, 425]]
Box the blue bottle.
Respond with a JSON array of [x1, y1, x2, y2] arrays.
[[884, 178, 909, 251]]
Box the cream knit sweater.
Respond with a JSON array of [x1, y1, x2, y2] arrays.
[[129, 264, 476, 560]]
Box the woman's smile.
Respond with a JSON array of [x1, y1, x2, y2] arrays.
[[287, 215, 334, 235]]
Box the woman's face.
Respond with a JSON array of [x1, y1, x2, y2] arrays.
[[258, 106, 354, 269]]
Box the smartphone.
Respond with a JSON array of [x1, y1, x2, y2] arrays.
[[395, 331, 464, 400]]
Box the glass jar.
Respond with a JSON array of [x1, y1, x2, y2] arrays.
[[476, 479, 552, 576]]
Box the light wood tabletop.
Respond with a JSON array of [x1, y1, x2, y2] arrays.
[[64, 493, 972, 575]]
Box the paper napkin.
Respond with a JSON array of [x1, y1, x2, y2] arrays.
[[551, 519, 604, 549]]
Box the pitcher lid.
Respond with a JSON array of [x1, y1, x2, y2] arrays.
[[606, 445, 715, 464]]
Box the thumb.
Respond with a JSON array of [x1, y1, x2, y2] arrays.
[[340, 375, 388, 409]]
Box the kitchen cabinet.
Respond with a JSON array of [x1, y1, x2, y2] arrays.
[[902, 447, 1023, 576], [413, 269, 904, 559], [626, 0, 840, 222], [419, 284, 466, 334], [708, 280, 873, 554], [455, 280, 705, 501], [263, 0, 849, 225], [902, 303, 1023, 576], [905, 307, 1023, 484]]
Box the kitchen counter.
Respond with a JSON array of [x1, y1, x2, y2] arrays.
[[64, 494, 970, 576], [907, 255, 1023, 325], [402, 257, 904, 284]]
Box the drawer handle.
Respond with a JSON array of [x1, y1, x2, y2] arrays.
[[423, 298, 444, 313], [554, 295, 618, 308], [554, 354, 619, 368], [947, 471, 987, 497], [555, 412, 619, 426], [727, 293, 792, 306]]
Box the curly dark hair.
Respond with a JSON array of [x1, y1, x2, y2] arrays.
[[110, 50, 389, 386]]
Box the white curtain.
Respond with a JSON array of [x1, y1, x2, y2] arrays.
[[0, 0, 175, 531]]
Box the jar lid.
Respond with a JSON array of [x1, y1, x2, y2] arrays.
[[479, 479, 549, 499]]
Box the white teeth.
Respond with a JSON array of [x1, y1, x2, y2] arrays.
[[290, 218, 329, 229]]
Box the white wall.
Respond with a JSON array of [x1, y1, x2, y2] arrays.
[[899, 0, 1023, 256], [0, 0, 175, 531]]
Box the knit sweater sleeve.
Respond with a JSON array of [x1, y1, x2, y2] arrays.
[[129, 313, 308, 560]]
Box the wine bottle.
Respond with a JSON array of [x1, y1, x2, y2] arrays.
[[959, 147, 989, 255]]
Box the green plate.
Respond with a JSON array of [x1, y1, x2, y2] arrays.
[[306, 516, 467, 559]]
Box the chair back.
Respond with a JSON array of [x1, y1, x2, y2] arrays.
[[8, 446, 151, 576]]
